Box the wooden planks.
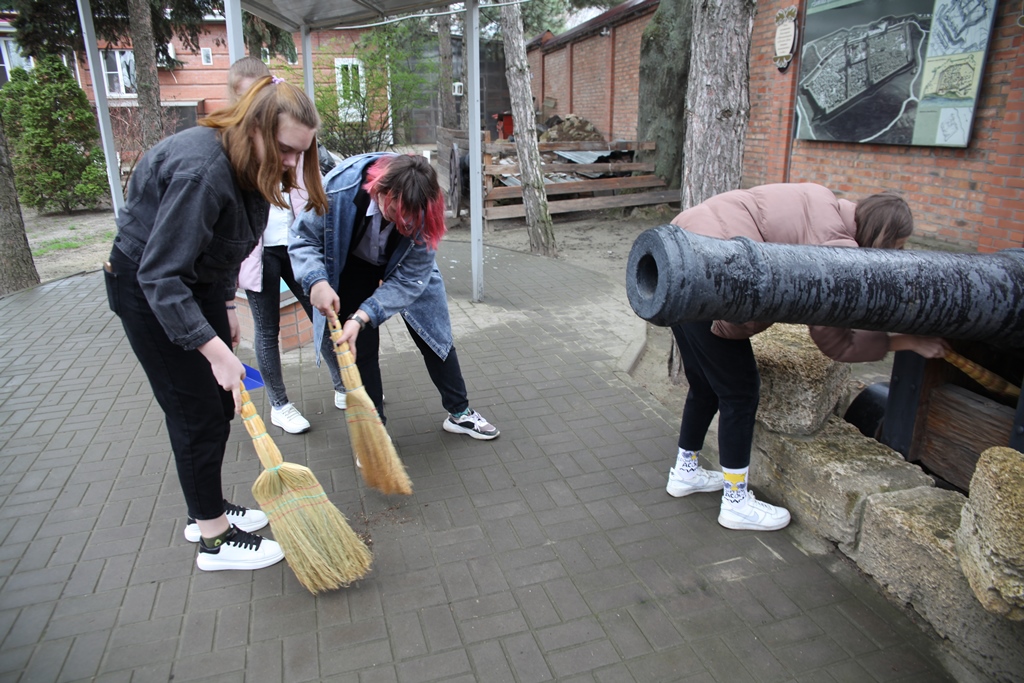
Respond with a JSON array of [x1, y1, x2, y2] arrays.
[[485, 189, 680, 220]]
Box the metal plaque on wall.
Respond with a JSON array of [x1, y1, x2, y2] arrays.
[[795, 0, 998, 148]]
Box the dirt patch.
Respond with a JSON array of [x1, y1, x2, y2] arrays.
[[23, 205, 118, 283]]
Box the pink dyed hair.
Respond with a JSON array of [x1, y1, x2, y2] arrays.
[[363, 154, 446, 250]]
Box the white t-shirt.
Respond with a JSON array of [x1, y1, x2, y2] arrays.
[[263, 191, 292, 247]]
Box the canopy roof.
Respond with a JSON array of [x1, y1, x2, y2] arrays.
[[240, 0, 455, 31]]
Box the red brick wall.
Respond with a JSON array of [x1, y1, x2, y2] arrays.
[[571, 37, 611, 135], [541, 50, 569, 121], [745, 0, 1024, 252], [530, 6, 656, 140], [611, 16, 652, 140]]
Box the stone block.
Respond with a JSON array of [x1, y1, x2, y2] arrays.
[[849, 487, 1024, 683], [751, 324, 851, 435], [956, 446, 1024, 621], [750, 416, 933, 546]]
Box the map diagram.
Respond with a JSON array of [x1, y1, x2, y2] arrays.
[[795, 0, 996, 148]]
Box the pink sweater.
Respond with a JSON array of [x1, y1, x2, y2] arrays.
[[670, 183, 890, 363]]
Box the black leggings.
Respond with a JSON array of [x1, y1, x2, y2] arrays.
[[672, 321, 761, 470]]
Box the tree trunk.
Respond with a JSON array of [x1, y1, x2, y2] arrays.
[[671, 0, 755, 381], [437, 9, 458, 129], [127, 0, 164, 151], [681, 0, 755, 209], [499, 1, 556, 256], [0, 115, 40, 296], [637, 0, 693, 190]]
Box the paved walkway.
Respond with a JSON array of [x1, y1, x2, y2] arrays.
[[0, 239, 956, 682]]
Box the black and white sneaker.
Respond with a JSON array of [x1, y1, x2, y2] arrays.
[[183, 500, 268, 542], [196, 526, 284, 571], [442, 409, 499, 440]]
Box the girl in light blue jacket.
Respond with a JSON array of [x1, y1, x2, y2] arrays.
[[290, 153, 499, 441]]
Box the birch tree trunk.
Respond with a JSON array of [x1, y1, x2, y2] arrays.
[[437, 10, 458, 129], [127, 0, 164, 151], [680, 0, 756, 209], [0, 116, 39, 296], [499, 1, 556, 256]]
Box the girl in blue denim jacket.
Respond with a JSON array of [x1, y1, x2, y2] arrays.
[[290, 153, 499, 442], [106, 77, 328, 572]]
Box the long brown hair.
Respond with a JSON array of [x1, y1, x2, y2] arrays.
[[199, 77, 327, 215], [854, 191, 913, 248]]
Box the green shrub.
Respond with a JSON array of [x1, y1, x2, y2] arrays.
[[0, 56, 109, 213]]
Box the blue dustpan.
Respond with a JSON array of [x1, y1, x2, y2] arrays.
[[242, 363, 264, 391]]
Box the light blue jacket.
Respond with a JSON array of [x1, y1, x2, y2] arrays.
[[289, 152, 453, 363]]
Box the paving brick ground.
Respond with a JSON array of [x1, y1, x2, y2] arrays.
[[0, 239, 957, 682]]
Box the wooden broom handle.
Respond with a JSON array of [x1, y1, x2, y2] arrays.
[[943, 351, 1021, 399]]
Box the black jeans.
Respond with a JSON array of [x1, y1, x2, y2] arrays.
[[671, 321, 760, 470], [338, 256, 469, 424], [246, 246, 344, 408], [108, 247, 231, 521]]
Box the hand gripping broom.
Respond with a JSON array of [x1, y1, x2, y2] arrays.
[[240, 384, 372, 592], [328, 312, 413, 496]]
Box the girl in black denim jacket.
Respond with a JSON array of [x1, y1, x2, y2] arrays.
[[105, 77, 328, 572]]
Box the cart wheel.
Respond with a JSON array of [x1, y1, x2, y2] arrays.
[[449, 142, 461, 217]]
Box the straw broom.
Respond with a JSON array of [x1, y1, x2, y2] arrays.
[[328, 312, 413, 496], [943, 350, 1021, 399], [241, 384, 372, 592]]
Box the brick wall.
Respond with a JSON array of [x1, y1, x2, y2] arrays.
[[541, 50, 569, 121], [745, 0, 1024, 252], [571, 37, 611, 135], [611, 17, 651, 140]]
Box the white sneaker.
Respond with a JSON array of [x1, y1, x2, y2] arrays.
[[196, 526, 284, 571], [719, 491, 791, 531], [183, 501, 268, 543], [271, 403, 310, 434], [443, 409, 499, 440], [335, 391, 346, 410], [666, 466, 725, 497]]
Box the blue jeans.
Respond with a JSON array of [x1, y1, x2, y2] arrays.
[[246, 246, 344, 408], [108, 247, 230, 522], [672, 321, 761, 470]]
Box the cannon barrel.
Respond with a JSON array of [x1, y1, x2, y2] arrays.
[[626, 225, 1024, 346]]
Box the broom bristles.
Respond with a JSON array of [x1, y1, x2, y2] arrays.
[[328, 315, 413, 496], [241, 386, 372, 593]]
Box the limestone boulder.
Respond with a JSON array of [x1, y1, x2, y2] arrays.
[[956, 446, 1024, 621], [850, 487, 1024, 683], [750, 416, 933, 546], [751, 324, 850, 435]]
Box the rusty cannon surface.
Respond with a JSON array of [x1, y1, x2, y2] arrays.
[[625, 225, 1024, 346], [626, 224, 1024, 490]]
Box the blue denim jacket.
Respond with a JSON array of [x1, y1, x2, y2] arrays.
[[112, 126, 267, 350], [289, 152, 453, 362]]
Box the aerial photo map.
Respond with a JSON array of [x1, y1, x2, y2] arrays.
[[795, 0, 996, 147]]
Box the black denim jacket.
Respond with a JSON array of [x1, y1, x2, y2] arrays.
[[112, 126, 268, 351]]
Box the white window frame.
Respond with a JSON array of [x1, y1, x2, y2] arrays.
[[102, 49, 137, 97], [334, 57, 365, 122], [0, 38, 33, 84], [201, 47, 213, 66]]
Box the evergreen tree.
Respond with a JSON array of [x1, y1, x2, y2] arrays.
[[0, 57, 108, 213]]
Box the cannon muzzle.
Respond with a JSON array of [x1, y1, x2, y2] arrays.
[[626, 225, 1024, 346]]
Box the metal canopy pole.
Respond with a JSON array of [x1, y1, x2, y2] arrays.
[[76, 0, 124, 216], [466, 0, 484, 301], [301, 26, 315, 101], [224, 0, 246, 63]]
